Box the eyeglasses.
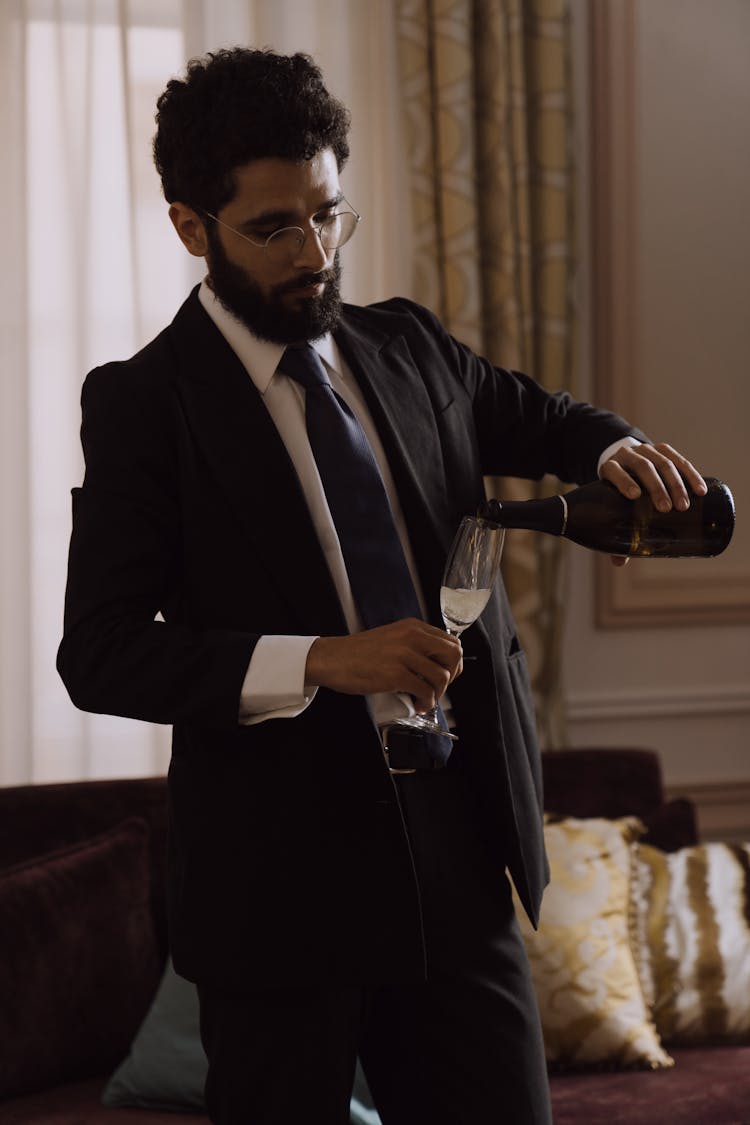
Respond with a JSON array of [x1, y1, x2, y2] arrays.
[[201, 199, 361, 265]]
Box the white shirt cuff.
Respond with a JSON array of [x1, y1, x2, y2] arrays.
[[238, 635, 319, 725], [597, 435, 641, 476]]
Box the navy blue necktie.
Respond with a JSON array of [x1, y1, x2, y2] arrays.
[[278, 345, 450, 762], [279, 344, 424, 628]]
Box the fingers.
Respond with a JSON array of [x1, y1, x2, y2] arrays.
[[403, 637, 463, 711], [423, 628, 464, 684], [305, 618, 463, 707], [394, 620, 462, 710], [601, 442, 707, 512]]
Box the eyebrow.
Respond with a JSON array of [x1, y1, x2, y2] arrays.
[[240, 192, 345, 230]]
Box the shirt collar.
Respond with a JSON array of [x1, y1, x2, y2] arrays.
[[198, 278, 341, 394]]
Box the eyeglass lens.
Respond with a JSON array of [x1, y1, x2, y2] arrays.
[[266, 211, 358, 262]]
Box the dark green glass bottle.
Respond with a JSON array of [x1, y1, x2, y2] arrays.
[[480, 478, 734, 557]]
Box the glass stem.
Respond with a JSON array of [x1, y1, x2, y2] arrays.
[[420, 626, 462, 722]]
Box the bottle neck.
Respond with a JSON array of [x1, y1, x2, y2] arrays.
[[481, 494, 567, 535]]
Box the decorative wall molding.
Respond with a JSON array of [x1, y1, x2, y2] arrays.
[[595, 554, 750, 629], [567, 683, 750, 723], [588, 0, 750, 628]]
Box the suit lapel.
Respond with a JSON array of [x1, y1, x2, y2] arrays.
[[166, 291, 463, 635], [168, 291, 347, 634], [335, 311, 454, 619], [336, 309, 497, 658]]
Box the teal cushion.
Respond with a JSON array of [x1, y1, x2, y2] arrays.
[[103, 959, 381, 1122], [102, 958, 207, 1111]]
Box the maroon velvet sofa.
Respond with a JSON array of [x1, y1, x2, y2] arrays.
[[0, 748, 748, 1124]]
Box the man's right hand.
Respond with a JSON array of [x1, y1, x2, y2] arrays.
[[305, 618, 463, 713]]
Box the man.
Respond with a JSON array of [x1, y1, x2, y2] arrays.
[[58, 48, 705, 1125]]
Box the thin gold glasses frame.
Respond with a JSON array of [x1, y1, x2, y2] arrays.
[[201, 199, 361, 256]]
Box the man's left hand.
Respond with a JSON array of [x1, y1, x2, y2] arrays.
[[600, 442, 707, 567]]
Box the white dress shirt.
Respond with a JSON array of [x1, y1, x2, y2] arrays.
[[198, 281, 435, 728], [198, 281, 639, 730]]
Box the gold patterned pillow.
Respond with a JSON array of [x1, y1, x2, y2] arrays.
[[515, 815, 673, 1070], [632, 842, 750, 1043]]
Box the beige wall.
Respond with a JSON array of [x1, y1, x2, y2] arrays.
[[565, 0, 750, 831]]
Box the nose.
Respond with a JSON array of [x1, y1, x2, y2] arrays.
[[292, 225, 331, 272]]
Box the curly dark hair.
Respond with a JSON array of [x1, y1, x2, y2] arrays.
[[153, 48, 350, 214]]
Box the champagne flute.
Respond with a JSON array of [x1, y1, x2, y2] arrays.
[[394, 515, 506, 739]]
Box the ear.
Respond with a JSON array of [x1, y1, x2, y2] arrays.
[[169, 202, 210, 257]]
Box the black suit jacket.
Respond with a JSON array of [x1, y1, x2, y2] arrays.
[[58, 289, 643, 989]]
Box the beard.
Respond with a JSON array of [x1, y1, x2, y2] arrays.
[[205, 231, 343, 345]]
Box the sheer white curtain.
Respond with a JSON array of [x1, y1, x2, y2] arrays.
[[2, 0, 189, 785], [1, 0, 410, 785]]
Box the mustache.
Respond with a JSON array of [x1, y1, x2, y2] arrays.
[[277, 269, 338, 295]]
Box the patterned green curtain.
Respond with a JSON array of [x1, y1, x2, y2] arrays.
[[396, 0, 575, 746]]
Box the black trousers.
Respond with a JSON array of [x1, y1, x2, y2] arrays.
[[197, 768, 552, 1125]]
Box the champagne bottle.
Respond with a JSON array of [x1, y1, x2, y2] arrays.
[[479, 477, 734, 558]]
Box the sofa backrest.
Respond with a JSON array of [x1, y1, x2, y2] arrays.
[[0, 747, 699, 960], [542, 747, 699, 851], [0, 776, 170, 956]]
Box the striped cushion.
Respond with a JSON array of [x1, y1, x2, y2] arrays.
[[632, 842, 750, 1043]]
